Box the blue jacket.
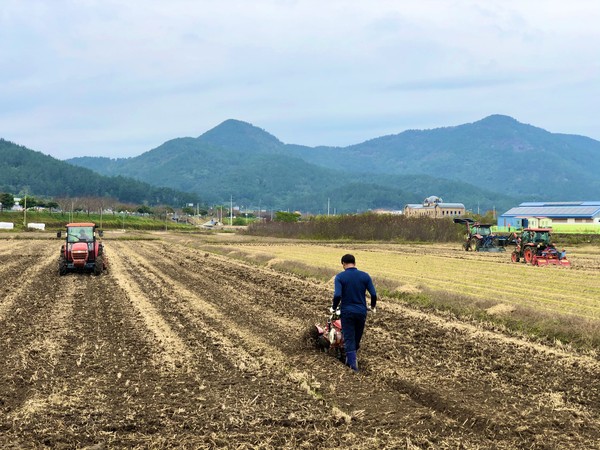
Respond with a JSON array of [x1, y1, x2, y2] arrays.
[[332, 267, 377, 315]]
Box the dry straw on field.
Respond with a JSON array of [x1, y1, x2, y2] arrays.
[[203, 242, 600, 350]]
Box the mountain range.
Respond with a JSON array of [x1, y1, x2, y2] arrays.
[[3, 115, 599, 213], [65, 115, 600, 213]]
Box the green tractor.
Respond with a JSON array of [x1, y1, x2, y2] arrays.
[[453, 218, 510, 252]]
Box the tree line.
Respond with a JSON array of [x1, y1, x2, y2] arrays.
[[245, 213, 463, 242], [0, 192, 182, 218]]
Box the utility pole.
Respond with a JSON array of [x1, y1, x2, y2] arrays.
[[23, 195, 27, 227], [230, 196, 233, 225], [327, 198, 330, 216]]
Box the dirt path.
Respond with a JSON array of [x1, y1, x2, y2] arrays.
[[0, 239, 599, 448]]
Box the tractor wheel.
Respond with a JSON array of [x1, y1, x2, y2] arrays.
[[469, 238, 479, 252], [523, 247, 535, 264], [94, 255, 104, 276], [511, 251, 520, 263], [58, 255, 67, 276]]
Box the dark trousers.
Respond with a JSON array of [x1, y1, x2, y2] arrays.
[[341, 311, 366, 353]]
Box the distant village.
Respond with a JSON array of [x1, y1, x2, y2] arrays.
[[2, 193, 600, 232], [378, 195, 600, 231]]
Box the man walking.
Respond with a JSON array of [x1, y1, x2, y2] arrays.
[[331, 254, 377, 372]]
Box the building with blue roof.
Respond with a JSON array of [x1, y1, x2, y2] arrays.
[[498, 201, 600, 229]]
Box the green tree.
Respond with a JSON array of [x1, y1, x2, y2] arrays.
[[137, 204, 153, 214], [274, 211, 301, 222], [21, 195, 37, 208], [0, 192, 15, 210], [46, 201, 59, 212]]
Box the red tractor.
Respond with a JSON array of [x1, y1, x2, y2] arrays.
[[57, 222, 108, 275], [510, 228, 570, 267]]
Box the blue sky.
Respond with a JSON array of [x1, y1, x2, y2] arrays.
[[1, 0, 599, 159]]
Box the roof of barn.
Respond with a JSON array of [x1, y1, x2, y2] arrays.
[[501, 202, 600, 218]]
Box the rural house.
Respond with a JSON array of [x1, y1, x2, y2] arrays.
[[403, 196, 465, 218]]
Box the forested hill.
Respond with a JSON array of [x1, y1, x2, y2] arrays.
[[288, 115, 600, 200], [67, 121, 516, 213], [0, 139, 198, 205]]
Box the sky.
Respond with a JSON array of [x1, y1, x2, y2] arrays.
[[1, 0, 599, 160]]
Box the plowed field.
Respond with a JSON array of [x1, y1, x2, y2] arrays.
[[1, 236, 599, 449]]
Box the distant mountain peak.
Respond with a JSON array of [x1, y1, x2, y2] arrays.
[[213, 118, 261, 131], [475, 114, 520, 126], [199, 119, 283, 151], [479, 115, 553, 133], [470, 114, 551, 136]]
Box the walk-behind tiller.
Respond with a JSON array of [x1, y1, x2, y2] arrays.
[[310, 309, 345, 362]]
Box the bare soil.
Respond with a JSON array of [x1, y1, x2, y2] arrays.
[[0, 237, 599, 449]]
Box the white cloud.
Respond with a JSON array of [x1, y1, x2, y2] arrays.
[[1, 0, 599, 158]]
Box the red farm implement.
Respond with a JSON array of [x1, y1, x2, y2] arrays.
[[510, 228, 570, 267]]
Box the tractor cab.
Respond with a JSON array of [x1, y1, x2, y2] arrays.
[[58, 224, 103, 242], [471, 224, 492, 237], [68, 225, 93, 243], [532, 230, 550, 245], [520, 228, 551, 247]]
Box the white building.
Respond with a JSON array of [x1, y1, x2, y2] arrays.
[[404, 196, 465, 219]]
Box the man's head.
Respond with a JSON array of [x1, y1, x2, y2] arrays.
[[341, 254, 355, 267]]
